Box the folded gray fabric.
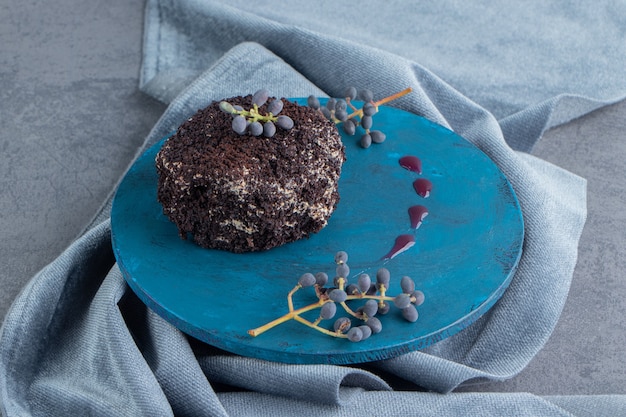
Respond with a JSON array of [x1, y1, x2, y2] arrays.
[[141, 0, 626, 153], [2, 0, 625, 415]]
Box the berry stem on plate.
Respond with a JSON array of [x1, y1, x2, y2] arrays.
[[248, 299, 331, 337], [347, 87, 413, 121]]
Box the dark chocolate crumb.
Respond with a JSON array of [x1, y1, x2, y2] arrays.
[[156, 96, 345, 253]]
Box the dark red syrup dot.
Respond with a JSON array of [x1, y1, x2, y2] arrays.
[[399, 155, 422, 174], [413, 178, 432, 198], [382, 234, 416, 260], [408, 205, 429, 229]]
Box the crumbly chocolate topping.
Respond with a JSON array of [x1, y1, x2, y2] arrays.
[[155, 96, 345, 253]]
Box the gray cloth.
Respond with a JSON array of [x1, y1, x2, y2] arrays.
[[1, 0, 625, 415]]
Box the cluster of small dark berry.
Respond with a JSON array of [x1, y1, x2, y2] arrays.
[[248, 251, 425, 342], [219, 89, 294, 138], [307, 87, 412, 148]]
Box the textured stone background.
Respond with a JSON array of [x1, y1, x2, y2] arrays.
[[1, 0, 624, 395]]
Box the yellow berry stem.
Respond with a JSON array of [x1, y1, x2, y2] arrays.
[[340, 301, 359, 318], [377, 284, 388, 308], [293, 315, 348, 338], [345, 293, 395, 303], [248, 292, 397, 337], [287, 284, 301, 312], [346, 98, 359, 113], [374, 87, 413, 108], [336, 277, 346, 290], [235, 104, 278, 123], [248, 299, 330, 337], [345, 87, 413, 121]]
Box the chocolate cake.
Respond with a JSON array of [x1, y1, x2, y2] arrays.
[[155, 95, 346, 253]]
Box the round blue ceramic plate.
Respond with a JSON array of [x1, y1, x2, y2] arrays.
[[111, 99, 524, 364]]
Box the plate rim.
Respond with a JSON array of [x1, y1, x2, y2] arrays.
[[111, 98, 524, 364]]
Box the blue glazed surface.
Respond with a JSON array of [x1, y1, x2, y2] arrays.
[[111, 99, 524, 364]]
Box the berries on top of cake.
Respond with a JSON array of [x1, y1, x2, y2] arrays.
[[155, 94, 346, 253]]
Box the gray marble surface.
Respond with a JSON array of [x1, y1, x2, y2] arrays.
[[1, 0, 624, 396]]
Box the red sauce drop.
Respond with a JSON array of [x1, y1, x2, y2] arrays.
[[413, 178, 432, 198], [408, 205, 428, 229], [399, 155, 422, 174], [382, 234, 416, 260]]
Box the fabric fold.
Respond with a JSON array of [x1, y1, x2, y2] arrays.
[[1, 222, 172, 416], [198, 356, 391, 406], [140, 0, 625, 152], [120, 292, 230, 417], [3, 0, 625, 415], [216, 390, 626, 417]]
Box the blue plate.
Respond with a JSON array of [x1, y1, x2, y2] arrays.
[[111, 99, 524, 364]]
